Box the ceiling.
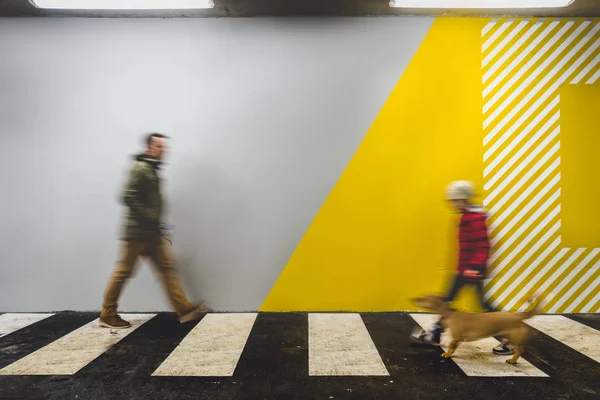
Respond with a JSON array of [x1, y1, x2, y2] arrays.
[[0, 0, 599, 18]]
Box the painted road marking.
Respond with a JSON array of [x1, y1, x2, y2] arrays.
[[525, 315, 600, 363], [0, 314, 154, 375], [0, 313, 54, 338], [152, 313, 258, 377], [410, 314, 548, 377], [308, 313, 389, 376]]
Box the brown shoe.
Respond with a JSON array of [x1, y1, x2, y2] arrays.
[[99, 315, 132, 329], [179, 303, 211, 324]]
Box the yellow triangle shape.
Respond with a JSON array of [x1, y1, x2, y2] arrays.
[[261, 19, 489, 312]]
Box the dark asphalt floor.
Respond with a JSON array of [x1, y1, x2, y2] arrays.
[[0, 312, 599, 400]]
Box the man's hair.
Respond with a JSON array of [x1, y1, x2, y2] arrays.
[[146, 132, 169, 146]]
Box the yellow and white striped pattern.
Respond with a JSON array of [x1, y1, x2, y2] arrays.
[[481, 18, 600, 313]]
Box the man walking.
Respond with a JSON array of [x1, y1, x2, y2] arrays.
[[99, 133, 208, 329]]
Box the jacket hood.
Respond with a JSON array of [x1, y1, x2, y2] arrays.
[[466, 205, 487, 215], [135, 153, 162, 169]]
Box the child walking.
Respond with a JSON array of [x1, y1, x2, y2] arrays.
[[409, 180, 514, 356]]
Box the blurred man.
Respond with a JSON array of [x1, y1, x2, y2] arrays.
[[99, 133, 208, 329]]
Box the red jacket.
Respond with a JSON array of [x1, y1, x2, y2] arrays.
[[457, 208, 490, 278]]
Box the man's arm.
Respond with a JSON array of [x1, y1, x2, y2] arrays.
[[122, 163, 155, 222]]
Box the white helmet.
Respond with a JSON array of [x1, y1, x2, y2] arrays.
[[446, 180, 475, 201]]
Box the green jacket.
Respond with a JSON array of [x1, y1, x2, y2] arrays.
[[121, 154, 164, 241]]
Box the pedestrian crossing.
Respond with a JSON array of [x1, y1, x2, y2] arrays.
[[0, 312, 599, 379], [0, 313, 54, 338]]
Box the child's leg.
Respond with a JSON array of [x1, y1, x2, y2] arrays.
[[472, 280, 516, 355], [475, 279, 493, 312], [410, 274, 466, 345], [444, 273, 466, 303]]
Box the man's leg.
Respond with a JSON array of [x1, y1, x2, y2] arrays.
[[146, 236, 209, 323], [100, 241, 144, 328]]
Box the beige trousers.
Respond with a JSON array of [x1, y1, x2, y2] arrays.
[[101, 235, 194, 318]]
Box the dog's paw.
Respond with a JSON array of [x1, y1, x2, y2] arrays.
[[506, 359, 517, 365], [441, 352, 452, 358]]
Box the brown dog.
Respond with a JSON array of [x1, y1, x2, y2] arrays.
[[412, 294, 541, 364]]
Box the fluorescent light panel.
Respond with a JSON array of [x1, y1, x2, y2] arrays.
[[30, 0, 215, 10], [389, 0, 573, 8]]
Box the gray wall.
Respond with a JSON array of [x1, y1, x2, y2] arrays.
[[0, 17, 432, 312]]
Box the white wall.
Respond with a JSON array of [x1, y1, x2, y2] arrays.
[[0, 17, 432, 312]]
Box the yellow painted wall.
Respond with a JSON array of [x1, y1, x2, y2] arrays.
[[262, 18, 488, 312], [261, 18, 600, 313], [560, 84, 600, 249]]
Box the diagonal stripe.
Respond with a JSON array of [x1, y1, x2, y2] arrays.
[[487, 149, 560, 218], [565, 275, 600, 313], [485, 122, 558, 205], [487, 204, 560, 285], [483, 21, 514, 53], [482, 21, 575, 122], [525, 316, 600, 363], [581, 292, 600, 313], [482, 20, 499, 38], [489, 173, 559, 242], [490, 236, 561, 308], [483, 21, 562, 102], [543, 249, 600, 309], [488, 169, 560, 235], [0, 314, 54, 338], [488, 221, 561, 310], [483, 21, 529, 68], [484, 22, 598, 144], [482, 19, 600, 313], [484, 95, 558, 168], [484, 21, 596, 130], [539, 249, 594, 310], [487, 212, 560, 297], [483, 21, 544, 84], [587, 67, 600, 84], [410, 314, 547, 377], [552, 261, 600, 313], [491, 188, 560, 252], [484, 112, 559, 189], [0, 314, 154, 375], [571, 53, 600, 84], [308, 313, 389, 376], [504, 249, 569, 311], [152, 313, 257, 377]]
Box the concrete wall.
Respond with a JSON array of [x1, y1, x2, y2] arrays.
[[0, 17, 432, 312], [1, 17, 598, 314]]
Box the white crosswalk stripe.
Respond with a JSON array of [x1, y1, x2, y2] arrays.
[[0, 313, 54, 338], [525, 315, 600, 363], [0, 314, 154, 376], [308, 313, 389, 376], [152, 313, 258, 377]]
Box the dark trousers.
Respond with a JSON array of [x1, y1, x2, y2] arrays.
[[431, 273, 493, 333], [444, 273, 493, 312]]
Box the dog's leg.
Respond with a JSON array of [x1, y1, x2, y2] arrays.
[[441, 340, 460, 358], [506, 346, 522, 364]]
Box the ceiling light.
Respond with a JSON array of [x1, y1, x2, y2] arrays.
[[389, 0, 574, 8], [29, 0, 215, 10]]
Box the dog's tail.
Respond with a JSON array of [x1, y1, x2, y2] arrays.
[[520, 296, 542, 319]]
